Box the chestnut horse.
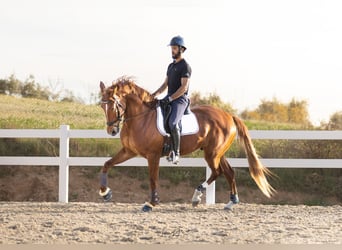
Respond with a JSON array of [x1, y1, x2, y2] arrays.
[[99, 77, 274, 211]]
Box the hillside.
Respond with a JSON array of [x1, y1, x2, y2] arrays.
[[0, 94, 104, 129], [0, 95, 341, 205], [0, 94, 307, 130]]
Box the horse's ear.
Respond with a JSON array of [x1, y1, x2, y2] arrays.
[[100, 81, 106, 91]]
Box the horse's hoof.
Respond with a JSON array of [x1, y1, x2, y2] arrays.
[[224, 201, 234, 210], [192, 201, 200, 207], [191, 189, 203, 207], [99, 187, 112, 202], [142, 203, 153, 212]]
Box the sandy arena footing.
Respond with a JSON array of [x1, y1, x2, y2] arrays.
[[0, 202, 341, 244]]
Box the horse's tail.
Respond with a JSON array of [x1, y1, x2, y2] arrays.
[[232, 116, 275, 198]]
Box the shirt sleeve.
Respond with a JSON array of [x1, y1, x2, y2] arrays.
[[181, 62, 192, 78]]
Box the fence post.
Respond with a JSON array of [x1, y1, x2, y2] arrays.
[[206, 166, 215, 205], [59, 125, 69, 203]]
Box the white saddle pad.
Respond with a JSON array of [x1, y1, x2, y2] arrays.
[[156, 106, 199, 136]]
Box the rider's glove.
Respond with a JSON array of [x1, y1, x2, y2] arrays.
[[160, 96, 173, 106]]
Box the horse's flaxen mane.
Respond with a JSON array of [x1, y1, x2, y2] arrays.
[[111, 76, 154, 103]]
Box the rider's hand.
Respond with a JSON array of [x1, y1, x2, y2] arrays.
[[160, 96, 173, 106]]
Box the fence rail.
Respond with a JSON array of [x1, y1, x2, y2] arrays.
[[1, 125, 341, 204]]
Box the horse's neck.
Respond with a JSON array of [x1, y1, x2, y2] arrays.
[[124, 94, 153, 118], [133, 87, 153, 102]]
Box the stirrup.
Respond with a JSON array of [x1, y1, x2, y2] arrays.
[[166, 151, 174, 162], [172, 154, 179, 164], [167, 151, 179, 164]]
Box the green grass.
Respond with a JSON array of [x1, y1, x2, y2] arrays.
[[0, 94, 104, 129], [1, 94, 311, 130], [244, 119, 311, 130]]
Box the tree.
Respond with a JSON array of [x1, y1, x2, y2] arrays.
[[18, 75, 51, 100], [48, 78, 64, 101], [329, 111, 342, 129], [241, 97, 311, 126], [288, 99, 309, 124], [321, 111, 342, 130], [7, 74, 21, 95], [0, 74, 21, 95], [257, 98, 288, 122], [190, 91, 236, 114], [60, 89, 84, 103], [0, 79, 6, 94], [20, 75, 39, 98], [0, 74, 82, 102]]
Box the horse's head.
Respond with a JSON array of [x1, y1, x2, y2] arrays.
[[99, 77, 158, 135], [100, 81, 126, 136]]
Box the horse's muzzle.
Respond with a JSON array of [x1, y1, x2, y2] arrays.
[[107, 126, 120, 136]]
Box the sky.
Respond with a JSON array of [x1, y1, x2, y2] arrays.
[[1, 0, 341, 125]]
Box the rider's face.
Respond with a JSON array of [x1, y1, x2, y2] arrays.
[[171, 46, 182, 59]]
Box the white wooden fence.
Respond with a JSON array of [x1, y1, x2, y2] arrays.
[[0, 125, 341, 204]]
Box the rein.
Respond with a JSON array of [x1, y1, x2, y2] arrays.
[[123, 107, 156, 122], [102, 97, 157, 125]]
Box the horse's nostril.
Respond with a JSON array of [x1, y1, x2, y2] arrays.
[[111, 127, 120, 136]]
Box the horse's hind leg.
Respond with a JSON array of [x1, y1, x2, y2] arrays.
[[191, 155, 222, 207], [141, 154, 161, 212], [147, 155, 161, 206], [219, 157, 239, 210]]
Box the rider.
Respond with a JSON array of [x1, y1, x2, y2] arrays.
[[152, 35, 192, 164]]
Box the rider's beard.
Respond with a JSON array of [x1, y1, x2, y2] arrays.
[[172, 50, 181, 60]]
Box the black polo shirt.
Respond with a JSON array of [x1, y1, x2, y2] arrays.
[[166, 59, 192, 96]]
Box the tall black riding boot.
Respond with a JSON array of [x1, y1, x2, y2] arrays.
[[170, 127, 180, 164]]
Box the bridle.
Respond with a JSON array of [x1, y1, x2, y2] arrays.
[[101, 95, 125, 127], [101, 93, 156, 133]]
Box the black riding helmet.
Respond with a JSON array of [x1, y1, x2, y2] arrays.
[[168, 36, 186, 51]]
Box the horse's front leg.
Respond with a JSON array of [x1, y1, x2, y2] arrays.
[[99, 147, 136, 201], [142, 155, 161, 212]]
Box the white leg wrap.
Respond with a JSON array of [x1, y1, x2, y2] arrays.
[[192, 189, 203, 203], [99, 187, 111, 197], [224, 201, 235, 210], [201, 182, 209, 189]]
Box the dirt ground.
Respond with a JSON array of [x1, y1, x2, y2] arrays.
[[0, 202, 341, 244], [1, 166, 341, 245]]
